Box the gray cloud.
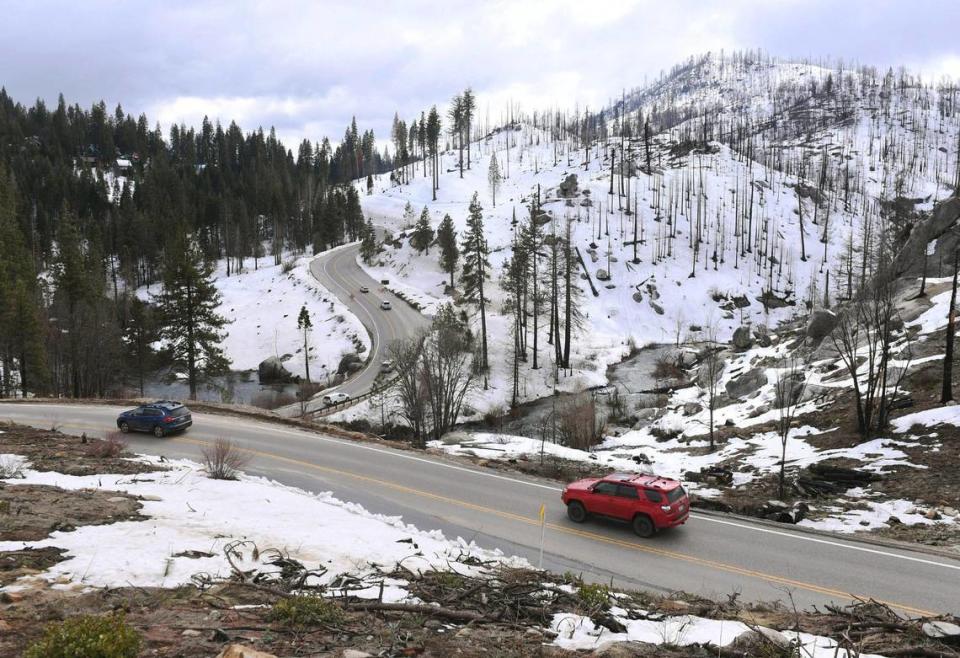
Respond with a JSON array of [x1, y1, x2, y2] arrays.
[[2, 0, 959, 149]]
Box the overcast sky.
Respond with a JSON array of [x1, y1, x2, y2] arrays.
[[3, 0, 960, 150]]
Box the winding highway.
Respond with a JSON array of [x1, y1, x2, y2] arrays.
[[2, 402, 958, 617], [285, 240, 429, 416]]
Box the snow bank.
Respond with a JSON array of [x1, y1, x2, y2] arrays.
[[551, 610, 884, 657], [0, 454, 520, 593], [140, 253, 369, 381]]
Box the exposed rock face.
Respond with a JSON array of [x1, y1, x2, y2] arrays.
[[725, 368, 767, 399], [895, 196, 960, 277], [258, 356, 296, 384], [757, 290, 794, 309], [337, 353, 364, 376], [732, 325, 754, 349], [806, 309, 839, 340], [557, 173, 579, 198]]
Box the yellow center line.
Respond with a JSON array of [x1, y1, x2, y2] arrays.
[[167, 435, 936, 617], [21, 421, 939, 617]]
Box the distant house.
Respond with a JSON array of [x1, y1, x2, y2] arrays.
[[115, 158, 133, 173]]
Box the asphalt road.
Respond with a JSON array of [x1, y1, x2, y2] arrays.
[[290, 240, 429, 415], [3, 402, 958, 617]]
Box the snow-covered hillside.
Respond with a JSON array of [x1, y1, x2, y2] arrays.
[[141, 254, 368, 384], [353, 53, 960, 412]]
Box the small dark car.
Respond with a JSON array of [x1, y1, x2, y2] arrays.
[[117, 401, 193, 438]]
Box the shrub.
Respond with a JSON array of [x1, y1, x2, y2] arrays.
[[25, 612, 141, 658], [483, 404, 506, 431], [281, 258, 297, 274], [577, 582, 611, 610], [201, 438, 251, 480], [270, 595, 343, 629], [653, 355, 686, 381], [0, 455, 24, 478], [85, 432, 127, 458], [556, 393, 605, 450]]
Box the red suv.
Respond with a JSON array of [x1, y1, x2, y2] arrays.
[[561, 473, 690, 537]]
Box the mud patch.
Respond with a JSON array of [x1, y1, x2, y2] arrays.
[[0, 483, 144, 542]]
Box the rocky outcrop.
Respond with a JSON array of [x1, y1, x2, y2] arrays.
[[725, 368, 767, 399], [557, 173, 579, 198], [806, 309, 839, 340], [337, 353, 364, 376], [258, 356, 296, 384], [895, 196, 960, 277], [732, 325, 753, 350]]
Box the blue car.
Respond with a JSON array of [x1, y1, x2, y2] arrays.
[[117, 401, 193, 438]]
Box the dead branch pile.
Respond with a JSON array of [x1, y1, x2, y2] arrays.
[[794, 463, 881, 497], [810, 599, 960, 658], [185, 541, 960, 657]]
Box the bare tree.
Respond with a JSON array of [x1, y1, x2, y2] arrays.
[[421, 305, 478, 441], [698, 329, 725, 452], [831, 272, 911, 437], [388, 335, 428, 447], [774, 356, 807, 500], [942, 249, 959, 402]]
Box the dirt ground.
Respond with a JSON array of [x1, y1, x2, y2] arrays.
[[3, 422, 957, 657]]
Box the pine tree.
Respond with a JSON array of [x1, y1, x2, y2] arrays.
[[0, 164, 46, 397], [521, 200, 545, 369], [462, 88, 476, 170], [461, 193, 490, 385], [448, 94, 464, 178], [437, 213, 459, 288], [502, 232, 529, 406], [359, 218, 378, 264], [297, 305, 312, 383], [427, 107, 442, 201], [124, 296, 157, 397], [155, 231, 230, 399], [488, 154, 501, 207], [411, 206, 435, 254]]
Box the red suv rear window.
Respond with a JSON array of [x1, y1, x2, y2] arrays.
[[666, 486, 686, 503]]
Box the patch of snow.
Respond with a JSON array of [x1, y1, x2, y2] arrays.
[[550, 611, 882, 657], [0, 454, 522, 593], [891, 405, 960, 433]]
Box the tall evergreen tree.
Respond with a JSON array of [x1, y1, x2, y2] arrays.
[[461, 193, 490, 385], [448, 94, 465, 178], [426, 106, 441, 201], [359, 218, 378, 264], [411, 206, 435, 254], [488, 154, 501, 207], [462, 88, 476, 170], [0, 164, 46, 397], [155, 231, 230, 398], [124, 296, 157, 396], [521, 200, 545, 370], [297, 305, 312, 383], [437, 213, 459, 288]]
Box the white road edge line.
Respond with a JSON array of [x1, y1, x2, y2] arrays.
[[11, 405, 960, 572]]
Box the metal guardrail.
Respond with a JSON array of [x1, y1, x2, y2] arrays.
[[307, 375, 399, 418]]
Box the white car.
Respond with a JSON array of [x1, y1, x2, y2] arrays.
[[380, 360, 395, 373], [380, 300, 392, 310], [322, 392, 351, 406], [359, 286, 369, 293]]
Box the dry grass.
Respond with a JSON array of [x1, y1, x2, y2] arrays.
[[84, 432, 128, 458], [200, 438, 251, 480]]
